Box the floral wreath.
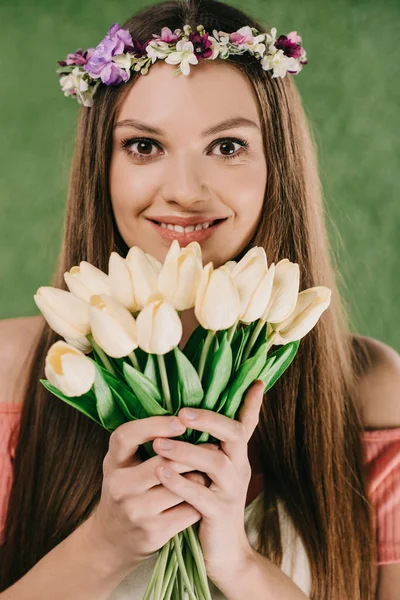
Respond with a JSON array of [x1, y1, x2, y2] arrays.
[[57, 23, 308, 107]]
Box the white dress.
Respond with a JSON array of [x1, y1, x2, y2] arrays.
[[107, 492, 312, 599]]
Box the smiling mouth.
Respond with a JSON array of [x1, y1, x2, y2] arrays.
[[149, 218, 227, 231]]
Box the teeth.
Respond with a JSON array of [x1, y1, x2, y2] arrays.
[[159, 221, 213, 233]]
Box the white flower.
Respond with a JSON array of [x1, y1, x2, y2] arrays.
[[270, 286, 332, 342], [146, 40, 170, 62], [108, 252, 138, 312], [45, 341, 95, 397], [64, 261, 110, 303], [59, 67, 94, 107], [89, 294, 138, 358], [125, 247, 162, 310], [261, 49, 300, 78], [194, 263, 240, 331], [157, 240, 203, 311], [231, 247, 275, 323], [261, 259, 300, 322], [136, 294, 183, 355], [34, 286, 92, 353], [165, 40, 199, 75], [113, 53, 134, 70]]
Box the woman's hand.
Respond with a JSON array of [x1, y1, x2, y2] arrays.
[[152, 379, 265, 585], [88, 415, 211, 577]]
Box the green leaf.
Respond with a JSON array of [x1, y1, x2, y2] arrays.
[[248, 321, 269, 359], [40, 379, 104, 429], [173, 346, 204, 408], [231, 326, 252, 373], [97, 364, 146, 420], [123, 361, 169, 417], [258, 340, 301, 392], [222, 340, 269, 420], [93, 365, 126, 431], [202, 331, 233, 410], [163, 350, 182, 415], [144, 353, 161, 390], [182, 324, 208, 362]]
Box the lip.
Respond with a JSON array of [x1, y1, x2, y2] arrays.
[[146, 217, 227, 244], [145, 215, 228, 227]]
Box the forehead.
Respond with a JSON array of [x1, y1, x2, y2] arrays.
[[116, 59, 261, 132]]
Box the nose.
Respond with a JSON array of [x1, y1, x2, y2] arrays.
[[160, 152, 209, 208]]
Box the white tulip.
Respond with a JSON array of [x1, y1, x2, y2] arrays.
[[34, 287, 92, 353], [89, 294, 138, 358], [125, 246, 162, 310], [194, 263, 241, 331], [261, 259, 300, 322], [231, 247, 275, 323], [45, 341, 96, 397], [270, 286, 332, 342], [158, 240, 203, 310], [64, 261, 110, 303], [108, 252, 138, 312], [136, 293, 183, 355]]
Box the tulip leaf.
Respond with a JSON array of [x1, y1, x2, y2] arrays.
[[93, 365, 126, 432], [40, 379, 104, 429], [202, 332, 233, 411], [222, 340, 269, 420], [191, 339, 205, 372], [163, 350, 182, 415], [247, 321, 269, 360], [123, 361, 169, 417], [95, 364, 146, 420], [173, 346, 204, 409], [258, 340, 301, 392], [182, 324, 208, 362], [231, 326, 252, 373], [144, 354, 161, 390]]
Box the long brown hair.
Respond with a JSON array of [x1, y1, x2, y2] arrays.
[[0, 1, 377, 597]]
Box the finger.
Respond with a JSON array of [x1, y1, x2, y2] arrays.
[[153, 438, 236, 495], [156, 465, 214, 519], [107, 454, 202, 497], [176, 405, 249, 468], [236, 379, 265, 441], [105, 416, 186, 471]]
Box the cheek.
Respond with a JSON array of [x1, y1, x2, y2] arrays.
[[109, 156, 151, 219]]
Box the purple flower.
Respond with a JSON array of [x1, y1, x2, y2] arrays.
[[188, 32, 213, 59], [274, 34, 303, 59], [84, 23, 138, 85], [152, 26, 181, 44]]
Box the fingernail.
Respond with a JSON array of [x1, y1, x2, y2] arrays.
[[170, 418, 185, 431], [183, 408, 197, 420], [161, 467, 172, 478]]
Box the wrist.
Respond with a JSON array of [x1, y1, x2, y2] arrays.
[[80, 513, 137, 584]]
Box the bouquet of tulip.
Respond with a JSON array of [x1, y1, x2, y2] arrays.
[[34, 240, 331, 600]]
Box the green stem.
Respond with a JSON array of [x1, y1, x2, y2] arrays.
[[127, 350, 141, 371], [242, 319, 265, 363], [164, 554, 179, 600], [161, 547, 179, 599], [186, 525, 212, 600], [157, 354, 173, 413], [172, 533, 197, 600], [87, 334, 117, 376], [197, 330, 215, 383], [153, 540, 170, 600], [226, 320, 238, 344], [265, 330, 277, 352], [142, 549, 163, 600]]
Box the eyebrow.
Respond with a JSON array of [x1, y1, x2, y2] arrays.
[[114, 116, 260, 137]]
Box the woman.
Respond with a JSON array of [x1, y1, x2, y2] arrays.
[[1, 0, 399, 598]]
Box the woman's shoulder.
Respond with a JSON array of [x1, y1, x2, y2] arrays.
[[351, 333, 400, 429], [0, 316, 43, 404]]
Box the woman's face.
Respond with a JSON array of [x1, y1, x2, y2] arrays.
[[110, 59, 267, 267]]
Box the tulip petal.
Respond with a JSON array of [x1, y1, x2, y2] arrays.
[[34, 287, 90, 339], [262, 260, 299, 322], [108, 253, 138, 311], [45, 341, 95, 397], [89, 294, 138, 358], [276, 286, 331, 341], [199, 266, 240, 331]]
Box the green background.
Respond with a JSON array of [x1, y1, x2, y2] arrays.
[[0, 0, 399, 350]]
